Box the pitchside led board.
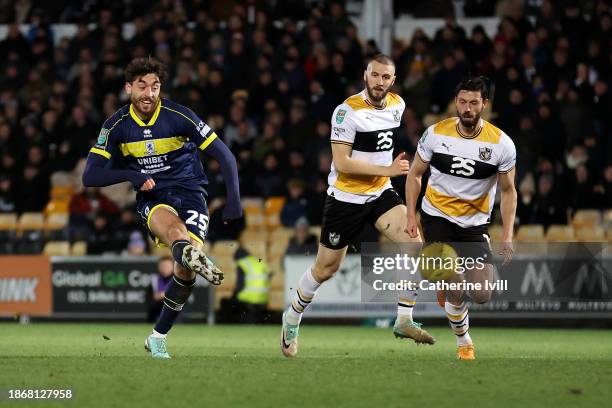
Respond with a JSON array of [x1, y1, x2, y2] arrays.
[[0, 256, 213, 320], [284, 243, 612, 319]]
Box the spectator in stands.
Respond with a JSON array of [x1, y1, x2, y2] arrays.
[[0, 0, 609, 254], [281, 178, 308, 227], [15, 162, 50, 213], [595, 165, 612, 208], [124, 230, 147, 256], [254, 152, 285, 198], [231, 246, 271, 324], [0, 174, 16, 213], [286, 216, 318, 255], [570, 164, 599, 211], [530, 174, 568, 227], [69, 187, 119, 240], [113, 207, 142, 251], [86, 213, 115, 255]]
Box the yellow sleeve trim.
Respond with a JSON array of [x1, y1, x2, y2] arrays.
[[90, 147, 111, 159], [198, 132, 218, 150]]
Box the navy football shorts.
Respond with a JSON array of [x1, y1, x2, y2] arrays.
[[136, 187, 209, 247]]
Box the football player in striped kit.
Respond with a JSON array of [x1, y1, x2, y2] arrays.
[[280, 54, 434, 358], [405, 77, 517, 360]]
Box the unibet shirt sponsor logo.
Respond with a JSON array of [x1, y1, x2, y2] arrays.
[[97, 128, 109, 144], [336, 109, 347, 124]]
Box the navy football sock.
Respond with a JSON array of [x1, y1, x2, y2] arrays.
[[154, 275, 196, 334], [171, 240, 191, 268]]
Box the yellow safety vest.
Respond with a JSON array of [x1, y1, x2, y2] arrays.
[[236, 256, 270, 305]]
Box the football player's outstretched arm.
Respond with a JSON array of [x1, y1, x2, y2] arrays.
[[331, 143, 409, 177], [498, 168, 517, 265], [203, 137, 242, 221], [404, 153, 428, 238], [82, 151, 153, 191]]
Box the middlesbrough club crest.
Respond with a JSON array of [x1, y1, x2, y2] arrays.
[[479, 146, 492, 161]]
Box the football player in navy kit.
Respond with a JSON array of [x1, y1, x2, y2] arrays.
[[83, 57, 242, 358]]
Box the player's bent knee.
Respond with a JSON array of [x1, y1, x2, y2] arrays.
[[446, 289, 464, 304], [469, 289, 491, 304], [311, 262, 339, 283]]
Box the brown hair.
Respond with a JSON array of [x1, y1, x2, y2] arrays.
[[125, 56, 168, 83], [368, 53, 395, 68]]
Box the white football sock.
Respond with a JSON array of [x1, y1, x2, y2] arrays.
[[396, 289, 418, 321], [285, 266, 321, 325], [445, 301, 472, 346]]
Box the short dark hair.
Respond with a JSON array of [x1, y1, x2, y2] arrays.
[[125, 56, 168, 83], [455, 76, 489, 99], [368, 53, 395, 69]]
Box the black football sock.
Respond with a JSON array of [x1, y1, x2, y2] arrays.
[[154, 275, 196, 334], [171, 239, 191, 268]]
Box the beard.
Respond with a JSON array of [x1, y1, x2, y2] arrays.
[[365, 79, 390, 103], [457, 110, 481, 129], [131, 94, 159, 118]]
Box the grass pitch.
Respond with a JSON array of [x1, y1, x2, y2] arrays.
[[1, 323, 611, 407]]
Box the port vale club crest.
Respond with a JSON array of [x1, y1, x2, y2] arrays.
[[392, 109, 400, 122], [329, 232, 340, 246], [479, 146, 492, 161]]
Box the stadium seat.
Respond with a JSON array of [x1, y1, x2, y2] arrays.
[[575, 226, 606, 242], [572, 209, 602, 229], [545, 225, 575, 242], [309, 225, 322, 240], [50, 185, 75, 201], [268, 241, 289, 259], [0, 213, 18, 253], [242, 241, 267, 260], [240, 229, 268, 245], [270, 270, 285, 291], [71, 241, 87, 256], [211, 240, 238, 258], [241, 197, 264, 211], [43, 241, 71, 256], [18, 212, 45, 232], [516, 225, 545, 243], [264, 196, 286, 229], [244, 206, 265, 229], [45, 213, 69, 240], [268, 289, 286, 311], [603, 209, 612, 228], [268, 227, 293, 245], [488, 224, 504, 242], [17, 212, 45, 253], [44, 199, 70, 216]]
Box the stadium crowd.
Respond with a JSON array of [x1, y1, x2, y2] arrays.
[[0, 0, 611, 254]]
